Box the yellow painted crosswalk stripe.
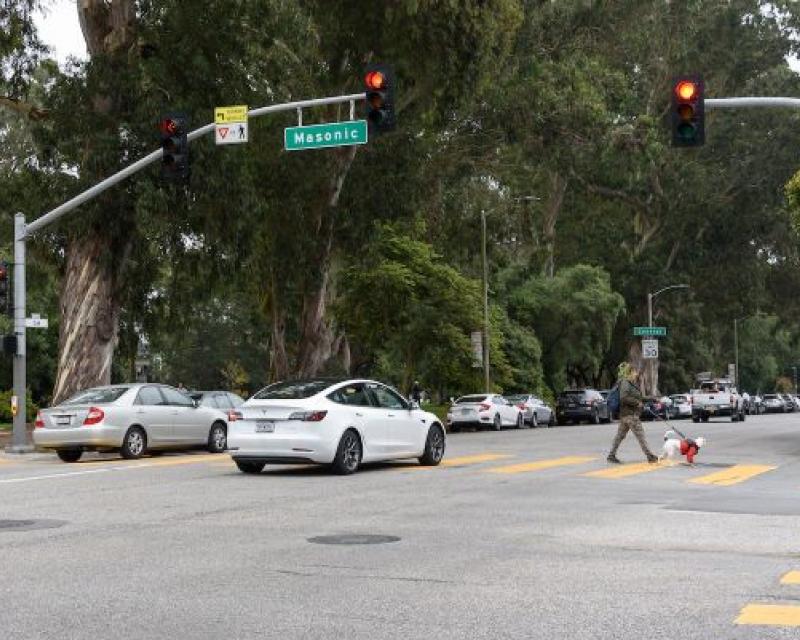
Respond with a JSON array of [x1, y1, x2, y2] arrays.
[[781, 571, 800, 585], [137, 454, 224, 467], [582, 461, 666, 479], [689, 464, 775, 486], [441, 454, 513, 467], [735, 604, 800, 626], [485, 456, 596, 475]]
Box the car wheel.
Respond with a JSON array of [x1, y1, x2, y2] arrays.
[[531, 413, 539, 428], [492, 414, 502, 431], [207, 422, 227, 453], [548, 413, 555, 427], [740, 410, 746, 422], [448, 424, 460, 433], [731, 413, 738, 423], [235, 459, 265, 474], [419, 425, 445, 466], [332, 429, 362, 475], [692, 416, 700, 423], [701, 416, 709, 423], [516, 413, 525, 429], [56, 449, 82, 463], [120, 426, 147, 460], [592, 410, 600, 425]]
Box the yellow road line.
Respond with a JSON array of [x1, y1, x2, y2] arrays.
[[137, 454, 224, 467], [735, 604, 800, 626], [485, 456, 596, 475], [781, 571, 800, 585], [689, 464, 776, 486], [440, 454, 513, 467], [582, 461, 666, 479]]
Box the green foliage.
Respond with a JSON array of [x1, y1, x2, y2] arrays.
[[0, 388, 37, 422]]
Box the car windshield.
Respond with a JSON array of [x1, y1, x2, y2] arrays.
[[505, 395, 527, 403], [61, 387, 130, 406], [252, 380, 335, 400], [456, 395, 488, 404]]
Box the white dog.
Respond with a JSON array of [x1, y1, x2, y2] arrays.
[[660, 430, 706, 464]]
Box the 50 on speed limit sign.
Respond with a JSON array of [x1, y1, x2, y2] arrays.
[[642, 339, 659, 359]]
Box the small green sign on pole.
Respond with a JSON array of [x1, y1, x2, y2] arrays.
[[633, 326, 667, 337], [284, 120, 368, 151]]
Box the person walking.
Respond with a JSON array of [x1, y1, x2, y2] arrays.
[[607, 362, 658, 464], [410, 381, 422, 404]]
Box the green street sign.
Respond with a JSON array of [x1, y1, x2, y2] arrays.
[[633, 326, 667, 337], [284, 120, 368, 151]]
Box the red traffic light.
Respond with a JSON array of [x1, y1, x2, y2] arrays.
[[675, 80, 698, 101], [365, 71, 386, 91]]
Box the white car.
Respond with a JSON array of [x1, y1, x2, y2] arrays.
[[669, 394, 692, 419], [226, 379, 446, 475], [446, 393, 523, 432]]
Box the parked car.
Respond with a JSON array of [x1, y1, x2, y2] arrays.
[[747, 394, 764, 415], [226, 378, 445, 475], [669, 394, 692, 419], [556, 389, 611, 425], [600, 389, 619, 420], [761, 394, 785, 413], [190, 390, 245, 413], [641, 397, 668, 421], [781, 394, 797, 413], [505, 394, 555, 427], [448, 393, 523, 431], [33, 384, 230, 462], [691, 378, 745, 422]]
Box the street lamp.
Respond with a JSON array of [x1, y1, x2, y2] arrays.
[[644, 284, 690, 396]]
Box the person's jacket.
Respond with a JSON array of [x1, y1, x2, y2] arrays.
[[619, 379, 643, 417]]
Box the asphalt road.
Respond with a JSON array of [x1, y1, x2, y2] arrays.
[[1, 411, 799, 639]]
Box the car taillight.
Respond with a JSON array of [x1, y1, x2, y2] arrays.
[[83, 407, 104, 426], [730, 397, 736, 405], [288, 410, 327, 422], [228, 410, 242, 422], [517, 403, 526, 410], [479, 403, 491, 411], [34, 412, 44, 428]]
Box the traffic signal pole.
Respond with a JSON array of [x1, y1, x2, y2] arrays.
[[6, 91, 365, 453]]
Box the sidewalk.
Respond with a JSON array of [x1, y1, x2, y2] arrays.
[[0, 425, 34, 450]]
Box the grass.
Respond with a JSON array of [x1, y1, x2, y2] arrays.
[[0, 423, 12, 431], [426, 404, 450, 423]]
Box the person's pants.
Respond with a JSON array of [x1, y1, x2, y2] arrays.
[[609, 415, 654, 458]]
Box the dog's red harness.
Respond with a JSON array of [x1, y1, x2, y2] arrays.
[[679, 438, 700, 463]]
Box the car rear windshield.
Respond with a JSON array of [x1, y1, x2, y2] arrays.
[[764, 394, 778, 399], [559, 391, 584, 399], [61, 387, 130, 406], [505, 395, 526, 403], [252, 380, 335, 400], [455, 395, 488, 404]]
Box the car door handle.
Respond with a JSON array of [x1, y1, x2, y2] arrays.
[[355, 412, 364, 417], [387, 413, 396, 417]]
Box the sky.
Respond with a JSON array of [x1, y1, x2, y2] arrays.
[[34, 0, 800, 74]]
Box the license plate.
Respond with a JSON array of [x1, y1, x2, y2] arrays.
[[255, 421, 275, 433], [56, 417, 71, 426], [705, 406, 715, 412]]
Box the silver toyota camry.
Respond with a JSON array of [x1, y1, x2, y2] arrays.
[[33, 384, 230, 462]]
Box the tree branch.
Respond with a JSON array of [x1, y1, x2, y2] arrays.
[[0, 96, 49, 120]]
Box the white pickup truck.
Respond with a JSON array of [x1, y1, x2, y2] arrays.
[[691, 378, 746, 423]]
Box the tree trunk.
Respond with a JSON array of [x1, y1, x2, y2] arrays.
[[51, 235, 120, 404], [294, 145, 358, 377], [542, 171, 567, 278]]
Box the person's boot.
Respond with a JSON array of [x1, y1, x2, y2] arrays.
[[607, 454, 622, 464], [646, 454, 659, 464]]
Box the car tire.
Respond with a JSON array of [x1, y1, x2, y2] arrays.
[[419, 425, 445, 466], [702, 416, 709, 423], [591, 410, 600, 425], [207, 422, 227, 453], [332, 429, 362, 475], [731, 413, 738, 423], [516, 413, 525, 429], [235, 459, 265, 474], [56, 449, 82, 463], [492, 414, 502, 431], [740, 410, 746, 422], [531, 413, 539, 428], [120, 426, 147, 460], [448, 424, 460, 433]]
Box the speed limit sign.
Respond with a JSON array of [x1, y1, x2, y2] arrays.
[[642, 339, 659, 359]]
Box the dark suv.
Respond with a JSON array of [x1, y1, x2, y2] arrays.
[[556, 389, 611, 425]]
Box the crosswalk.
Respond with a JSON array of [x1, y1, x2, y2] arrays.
[[735, 570, 800, 628]]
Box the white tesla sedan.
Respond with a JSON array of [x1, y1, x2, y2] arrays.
[[226, 378, 446, 475]]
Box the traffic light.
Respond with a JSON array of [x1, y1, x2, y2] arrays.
[[364, 64, 395, 135], [159, 113, 189, 182], [671, 75, 704, 147], [0, 261, 9, 315]]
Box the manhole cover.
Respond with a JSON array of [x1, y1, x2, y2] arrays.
[[308, 534, 401, 545], [0, 519, 66, 532]]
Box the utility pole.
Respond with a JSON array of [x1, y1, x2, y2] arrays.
[[481, 210, 490, 393], [734, 318, 739, 388], [5, 91, 366, 453]]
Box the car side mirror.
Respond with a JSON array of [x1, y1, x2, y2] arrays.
[[409, 400, 420, 410]]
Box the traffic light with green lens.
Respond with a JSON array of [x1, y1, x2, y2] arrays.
[[364, 64, 395, 135], [159, 113, 189, 182], [671, 76, 704, 147]]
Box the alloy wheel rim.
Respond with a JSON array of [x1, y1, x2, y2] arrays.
[[128, 431, 144, 456], [213, 427, 226, 449], [343, 434, 360, 470], [431, 430, 444, 461]]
